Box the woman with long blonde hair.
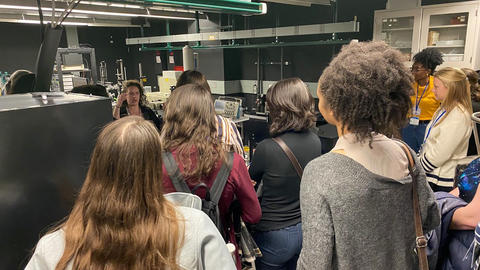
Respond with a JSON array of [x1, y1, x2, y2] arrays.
[[26, 116, 235, 270], [419, 67, 473, 192], [161, 84, 261, 269]]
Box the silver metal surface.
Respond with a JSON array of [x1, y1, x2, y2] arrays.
[[55, 47, 98, 91], [126, 21, 361, 45]]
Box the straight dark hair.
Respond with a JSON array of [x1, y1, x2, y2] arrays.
[[267, 77, 316, 136], [176, 70, 211, 92]]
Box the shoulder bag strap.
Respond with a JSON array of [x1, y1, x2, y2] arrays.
[[272, 137, 303, 178], [209, 152, 234, 205], [161, 151, 192, 193], [395, 140, 429, 270]]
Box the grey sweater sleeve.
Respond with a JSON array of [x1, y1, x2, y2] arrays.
[[297, 161, 334, 270], [412, 153, 441, 232]]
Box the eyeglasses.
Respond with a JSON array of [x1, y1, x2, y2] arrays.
[[411, 67, 427, 72]]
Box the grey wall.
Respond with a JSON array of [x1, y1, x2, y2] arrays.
[[231, 0, 387, 82], [0, 22, 67, 74]]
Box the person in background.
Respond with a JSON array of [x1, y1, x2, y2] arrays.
[[25, 116, 235, 270], [462, 68, 480, 113], [462, 68, 480, 156], [248, 78, 322, 270], [419, 67, 473, 192], [297, 41, 440, 270], [160, 84, 261, 269], [70, 84, 109, 97], [4, 70, 35, 94], [402, 48, 444, 152], [176, 70, 245, 157], [113, 80, 162, 131]]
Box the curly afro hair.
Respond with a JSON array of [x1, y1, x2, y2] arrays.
[[413, 47, 444, 73], [318, 41, 413, 144]]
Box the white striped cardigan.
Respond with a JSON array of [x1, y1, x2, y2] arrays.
[[419, 105, 472, 188]]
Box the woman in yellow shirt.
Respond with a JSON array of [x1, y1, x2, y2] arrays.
[[402, 48, 443, 152]]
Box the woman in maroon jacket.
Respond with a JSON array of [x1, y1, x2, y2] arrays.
[[160, 84, 261, 269]]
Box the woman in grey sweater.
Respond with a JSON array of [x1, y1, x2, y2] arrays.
[[297, 41, 441, 270]]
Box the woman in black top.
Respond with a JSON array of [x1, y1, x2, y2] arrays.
[[113, 80, 162, 131], [249, 78, 322, 270]]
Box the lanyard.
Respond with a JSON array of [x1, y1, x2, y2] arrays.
[[414, 80, 429, 111], [423, 109, 446, 144]]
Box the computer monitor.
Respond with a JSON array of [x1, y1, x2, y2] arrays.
[[34, 23, 64, 92]]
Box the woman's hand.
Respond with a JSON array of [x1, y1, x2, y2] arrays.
[[117, 93, 127, 106]]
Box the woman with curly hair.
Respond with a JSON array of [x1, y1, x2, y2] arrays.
[[113, 80, 162, 130], [402, 48, 444, 152], [26, 116, 235, 270], [160, 84, 261, 269], [297, 41, 440, 270], [248, 78, 322, 270], [419, 67, 472, 192]]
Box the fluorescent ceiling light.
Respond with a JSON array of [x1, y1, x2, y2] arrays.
[[16, 19, 88, 26], [0, 4, 195, 21], [72, 9, 194, 20], [0, 4, 37, 10], [108, 3, 143, 9], [76, 1, 108, 6]]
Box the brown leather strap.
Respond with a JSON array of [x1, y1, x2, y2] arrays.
[[272, 137, 303, 178], [396, 140, 429, 270]]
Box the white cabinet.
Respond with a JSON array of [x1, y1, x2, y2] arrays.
[[420, 3, 478, 68], [374, 1, 480, 69], [374, 8, 422, 62]]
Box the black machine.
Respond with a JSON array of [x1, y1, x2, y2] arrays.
[[34, 23, 64, 92], [0, 93, 112, 269]]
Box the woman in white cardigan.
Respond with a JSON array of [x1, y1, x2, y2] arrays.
[[419, 67, 473, 192]]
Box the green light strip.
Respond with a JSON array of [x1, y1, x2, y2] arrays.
[[144, 0, 263, 13]]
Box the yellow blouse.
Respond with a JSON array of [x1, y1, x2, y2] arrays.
[[409, 76, 440, 121]]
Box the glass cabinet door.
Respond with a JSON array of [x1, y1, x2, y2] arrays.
[[374, 9, 422, 62], [420, 4, 477, 67], [381, 16, 414, 60]]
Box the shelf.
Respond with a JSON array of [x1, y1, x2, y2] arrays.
[[427, 45, 465, 48], [54, 68, 91, 73], [429, 24, 467, 29], [382, 27, 413, 32]]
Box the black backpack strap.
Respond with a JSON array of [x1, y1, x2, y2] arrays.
[[161, 151, 191, 193], [209, 152, 234, 205]]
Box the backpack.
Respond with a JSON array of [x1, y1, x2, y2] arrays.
[[162, 151, 234, 240]]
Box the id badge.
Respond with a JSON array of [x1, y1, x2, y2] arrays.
[[410, 117, 420, 126], [412, 107, 421, 116]]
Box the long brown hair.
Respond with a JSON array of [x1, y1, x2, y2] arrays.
[[176, 70, 211, 92], [54, 116, 183, 270], [434, 67, 473, 117], [267, 77, 316, 136], [161, 84, 224, 181]]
